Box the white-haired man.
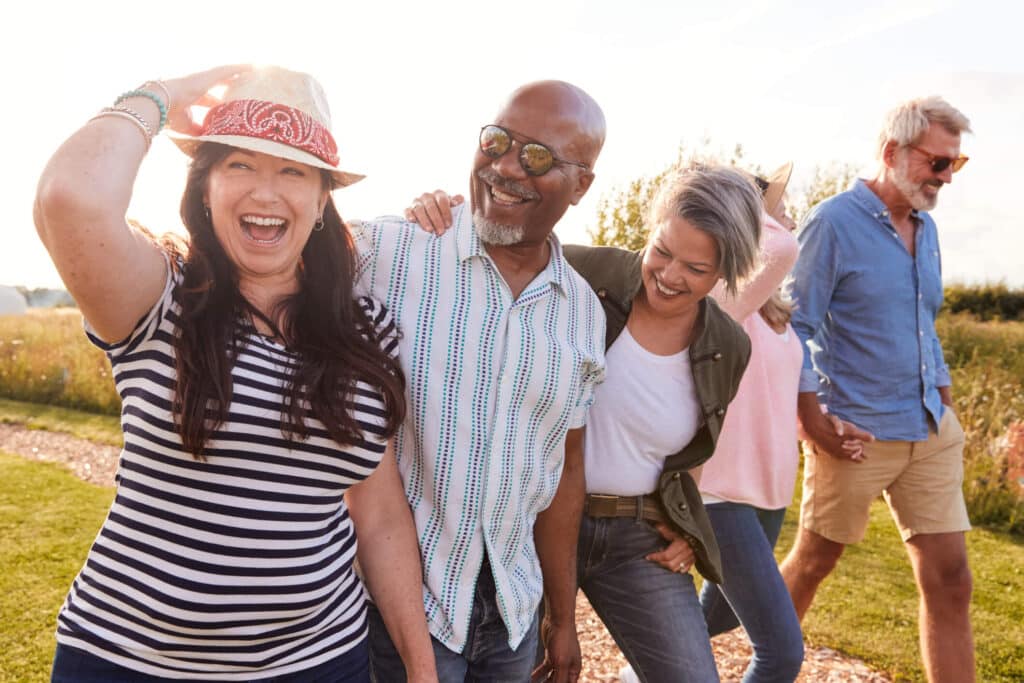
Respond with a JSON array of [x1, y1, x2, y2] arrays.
[[780, 97, 975, 682]]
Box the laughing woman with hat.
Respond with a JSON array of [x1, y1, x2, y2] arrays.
[[35, 66, 437, 682]]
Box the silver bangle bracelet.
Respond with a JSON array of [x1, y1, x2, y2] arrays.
[[145, 79, 172, 112], [90, 107, 153, 148]]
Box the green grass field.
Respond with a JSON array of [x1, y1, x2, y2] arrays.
[[0, 398, 121, 446], [0, 453, 113, 682], [776, 480, 1024, 682], [0, 403, 1022, 681]]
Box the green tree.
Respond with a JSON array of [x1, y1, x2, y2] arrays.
[[789, 161, 859, 226], [588, 142, 747, 251], [588, 142, 858, 248]]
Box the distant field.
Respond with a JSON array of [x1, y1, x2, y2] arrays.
[[0, 310, 118, 416], [3, 308, 1021, 533]]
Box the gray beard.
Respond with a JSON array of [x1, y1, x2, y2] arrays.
[[892, 158, 939, 211], [473, 210, 526, 246]]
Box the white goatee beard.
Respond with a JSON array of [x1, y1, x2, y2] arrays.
[[473, 210, 526, 246]]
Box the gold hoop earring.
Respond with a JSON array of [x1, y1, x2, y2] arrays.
[[313, 216, 325, 231]]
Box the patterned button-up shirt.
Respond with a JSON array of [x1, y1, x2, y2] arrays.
[[785, 179, 951, 441], [352, 204, 606, 652]]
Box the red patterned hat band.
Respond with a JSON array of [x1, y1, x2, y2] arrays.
[[201, 99, 340, 167]]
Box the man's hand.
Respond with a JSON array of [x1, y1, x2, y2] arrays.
[[532, 615, 581, 683], [645, 522, 696, 573], [798, 392, 875, 462]]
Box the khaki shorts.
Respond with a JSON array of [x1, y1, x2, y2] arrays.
[[800, 409, 971, 544]]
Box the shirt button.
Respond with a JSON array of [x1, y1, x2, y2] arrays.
[[918, 293, 923, 300], [919, 331, 924, 336], [921, 364, 927, 371]]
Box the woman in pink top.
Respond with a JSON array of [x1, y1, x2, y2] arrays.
[[695, 163, 807, 682], [697, 164, 861, 682]]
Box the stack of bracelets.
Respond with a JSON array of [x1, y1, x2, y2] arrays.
[[90, 81, 171, 148]]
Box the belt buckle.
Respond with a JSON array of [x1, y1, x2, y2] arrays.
[[587, 494, 619, 517]]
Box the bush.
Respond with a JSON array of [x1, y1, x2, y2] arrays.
[[938, 314, 1024, 533], [943, 282, 1024, 321]]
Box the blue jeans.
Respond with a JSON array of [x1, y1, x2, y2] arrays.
[[51, 640, 370, 682], [578, 515, 719, 683], [367, 556, 538, 682], [699, 503, 804, 683]]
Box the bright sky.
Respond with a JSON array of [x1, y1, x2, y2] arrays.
[[5, 0, 1021, 289]]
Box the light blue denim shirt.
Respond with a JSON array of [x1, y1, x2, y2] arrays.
[[784, 179, 950, 441]]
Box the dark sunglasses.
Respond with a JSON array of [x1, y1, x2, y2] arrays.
[[479, 125, 589, 177], [906, 144, 969, 174]]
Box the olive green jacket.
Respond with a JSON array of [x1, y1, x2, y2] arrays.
[[564, 244, 751, 584]]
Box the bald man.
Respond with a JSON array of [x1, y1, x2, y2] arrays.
[[353, 81, 608, 683]]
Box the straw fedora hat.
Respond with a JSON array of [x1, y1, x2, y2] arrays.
[[171, 66, 364, 187], [752, 162, 793, 216]]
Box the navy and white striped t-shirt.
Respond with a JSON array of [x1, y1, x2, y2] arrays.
[[56, 266, 398, 679]]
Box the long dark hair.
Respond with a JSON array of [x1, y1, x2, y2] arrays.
[[172, 142, 405, 456]]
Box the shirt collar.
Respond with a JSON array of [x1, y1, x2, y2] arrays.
[[851, 178, 924, 224], [457, 205, 569, 296]]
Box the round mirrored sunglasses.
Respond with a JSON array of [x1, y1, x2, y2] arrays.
[[479, 125, 589, 177]]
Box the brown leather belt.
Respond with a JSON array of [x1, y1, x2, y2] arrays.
[[584, 494, 667, 523]]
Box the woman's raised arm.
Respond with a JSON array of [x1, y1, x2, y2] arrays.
[[34, 65, 248, 343], [710, 214, 798, 322]]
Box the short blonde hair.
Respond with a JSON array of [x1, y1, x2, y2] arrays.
[[650, 163, 762, 296], [876, 96, 972, 159]]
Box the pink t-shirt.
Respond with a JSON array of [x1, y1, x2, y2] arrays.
[[699, 315, 804, 508], [699, 215, 803, 509]]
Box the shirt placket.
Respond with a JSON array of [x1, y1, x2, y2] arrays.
[[878, 209, 929, 402], [914, 223, 929, 404], [477, 259, 526, 645]]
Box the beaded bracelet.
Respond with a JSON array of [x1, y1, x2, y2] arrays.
[[114, 89, 167, 132], [90, 106, 153, 148]]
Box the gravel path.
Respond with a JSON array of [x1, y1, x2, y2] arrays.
[[3, 422, 891, 682]]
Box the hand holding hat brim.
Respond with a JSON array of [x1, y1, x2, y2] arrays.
[[162, 65, 254, 136]]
